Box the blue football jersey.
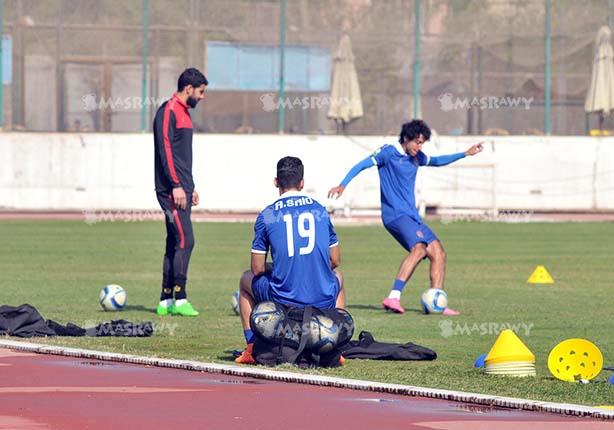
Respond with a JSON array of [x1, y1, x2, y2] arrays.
[[251, 191, 339, 308], [371, 144, 429, 225]]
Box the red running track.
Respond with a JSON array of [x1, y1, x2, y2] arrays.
[[0, 349, 609, 430]]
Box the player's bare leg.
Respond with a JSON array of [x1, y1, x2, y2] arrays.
[[396, 242, 427, 281], [235, 270, 257, 364], [238, 270, 256, 332], [425, 240, 446, 289], [383, 242, 427, 313], [333, 268, 347, 365], [425, 240, 459, 315], [334, 268, 345, 308]]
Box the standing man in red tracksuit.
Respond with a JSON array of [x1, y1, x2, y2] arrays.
[[153, 68, 208, 316]]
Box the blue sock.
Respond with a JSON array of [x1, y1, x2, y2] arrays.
[[243, 329, 256, 344], [392, 278, 406, 292]]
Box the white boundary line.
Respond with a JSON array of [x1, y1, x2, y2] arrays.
[[1, 339, 612, 420]]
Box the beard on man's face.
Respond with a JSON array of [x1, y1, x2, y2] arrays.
[[187, 95, 199, 108]]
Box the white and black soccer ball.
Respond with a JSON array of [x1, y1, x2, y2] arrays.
[[99, 284, 127, 311], [335, 308, 355, 345], [231, 290, 240, 316], [420, 288, 448, 314], [250, 301, 286, 341], [307, 315, 340, 354]]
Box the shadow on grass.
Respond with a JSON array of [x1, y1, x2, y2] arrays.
[[347, 304, 424, 314], [405, 308, 428, 314], [98, 304, 156, 313], [347, 304, 382, 311], [219, 349, 242, 362]]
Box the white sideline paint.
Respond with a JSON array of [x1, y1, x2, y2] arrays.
[[0, 339, 612, 420], [2, 133, 614, 212]]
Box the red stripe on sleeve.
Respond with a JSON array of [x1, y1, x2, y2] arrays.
[[162, 100, 180, 185]]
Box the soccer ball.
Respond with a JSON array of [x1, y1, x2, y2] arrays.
[[99, 284, 127, 311], [307, 315, 340, 354], [335, 308, 355, 345], [231, 290, 240, 315], [250, 301, 286, 341], [420, 288, 448, 314]]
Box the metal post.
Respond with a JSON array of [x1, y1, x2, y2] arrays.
[[544, 0, 552, 135], [14, 0, 24, 127], [413, 0, 421, 119], [140, 0, 150, 132], [187, 0, 195, 66], [0, 0, 4, 128], [152, 27, 159, 110], [56, 1, 64, 131], [277, 0, 287, 133], [477, 44, 483, 134], [468, 41, 476, 134], [609, 0, 614, 29]]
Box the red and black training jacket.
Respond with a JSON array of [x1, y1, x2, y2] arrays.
[[153, 94, 194, 193]]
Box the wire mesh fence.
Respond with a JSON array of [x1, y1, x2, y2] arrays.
[[1, 0, 613, 135]]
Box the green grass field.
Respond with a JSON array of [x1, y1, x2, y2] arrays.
[[2, 219, 613, 406]]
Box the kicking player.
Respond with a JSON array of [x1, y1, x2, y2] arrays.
[[235, 156, 345, 364], [153, 68, 207, 317], [328, 119, 483, 315]]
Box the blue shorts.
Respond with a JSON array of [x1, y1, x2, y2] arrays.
[[384, 216, 439, 251], [252, 274, 275, 304], [251, 273, 340, 309]]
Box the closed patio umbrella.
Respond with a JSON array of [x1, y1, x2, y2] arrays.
[[328, 33, 363, 132], [585, 26, 614, 130]]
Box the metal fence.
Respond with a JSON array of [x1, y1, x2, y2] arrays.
[[1, 0, 613, 135]]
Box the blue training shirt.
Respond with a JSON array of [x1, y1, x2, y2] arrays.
[[251, 191, 339, 309], [371, 144, 430, 225], [339, 143, 466, 225]]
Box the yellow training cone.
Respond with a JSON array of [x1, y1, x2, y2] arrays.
[[485, 329, 535, 365], [547, 338, 603, 382], [527, 265, 554, 284]]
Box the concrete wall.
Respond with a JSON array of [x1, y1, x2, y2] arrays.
[[2, 132, 614, 212]]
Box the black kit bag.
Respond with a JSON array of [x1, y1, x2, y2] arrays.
[[339, 330, 437, 361], [250, 302, 355, 368], [0, 304, 153, 338]]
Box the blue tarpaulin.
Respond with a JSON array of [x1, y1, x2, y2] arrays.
[[206, 41, 330, 92]]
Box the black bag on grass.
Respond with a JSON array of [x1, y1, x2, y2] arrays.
[[250, 302, 354, 368], [339, 330, 437, 361], [0, 304, 153, 338], [0, 304, 56, 337]]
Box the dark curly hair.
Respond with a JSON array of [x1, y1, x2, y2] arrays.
[[398, 119, 431, 144]]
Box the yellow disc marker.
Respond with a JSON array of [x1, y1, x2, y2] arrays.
[[527, 265, 554, 284], [485, 329, 535, 366], [547, 338, 603, 382]]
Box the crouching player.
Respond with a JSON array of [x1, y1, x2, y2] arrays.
[[235, 156, 345, 364]]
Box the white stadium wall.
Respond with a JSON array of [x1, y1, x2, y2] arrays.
[[1, 132, 614, 212]]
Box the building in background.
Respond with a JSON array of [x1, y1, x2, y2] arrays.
[[0, 0, 612, 135]]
